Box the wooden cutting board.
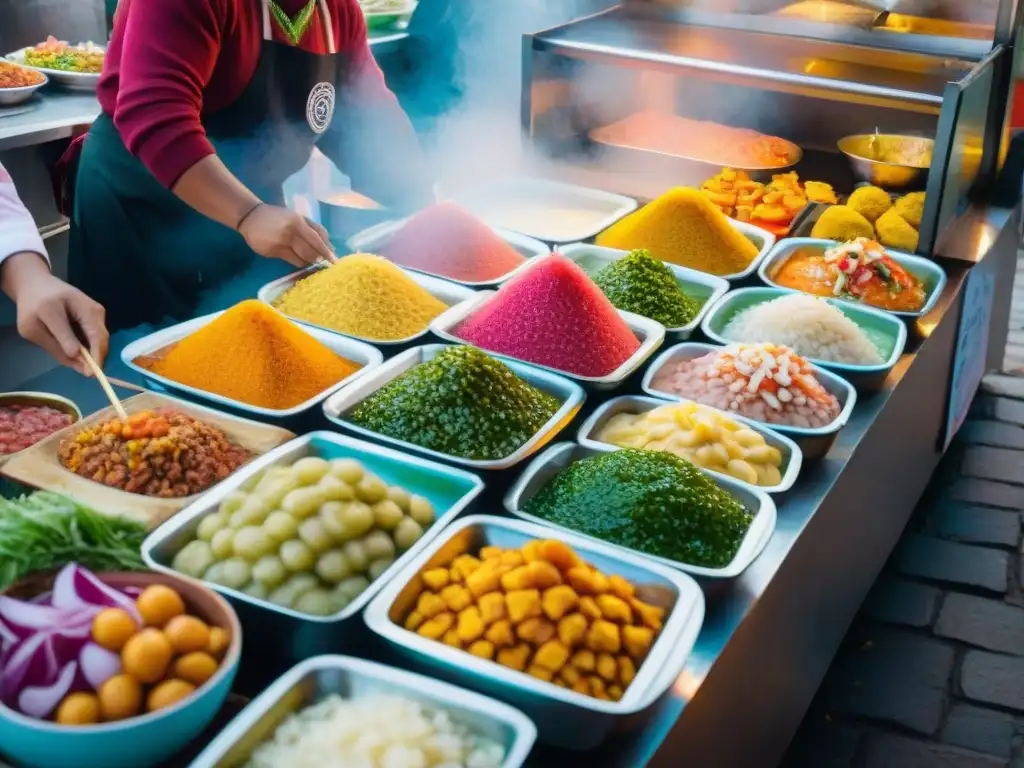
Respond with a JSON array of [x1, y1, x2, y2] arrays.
[[0, 392, 295, 529]]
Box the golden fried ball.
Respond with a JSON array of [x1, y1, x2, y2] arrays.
[[92, 608, 138, 652], [173, 652, 220, 686], [163, 615, 211, 655], [893, 192, 926, 229], [846, 186, 892, 223], [810, 205, 875, 241], [121, 628, 173, 684], [136, 585, 185, 628], [875, 208, 920, 252], [55, 693, 101, 726], [147, 680, 196, 713], [98, 674, 143, 721]]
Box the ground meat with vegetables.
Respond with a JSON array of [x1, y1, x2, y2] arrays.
[[57, 409, 252, 497]]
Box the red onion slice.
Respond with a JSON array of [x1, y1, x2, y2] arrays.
[[51, 564, 140, 622], [79, 643, 121, 690], [18, 661, 77, 719]]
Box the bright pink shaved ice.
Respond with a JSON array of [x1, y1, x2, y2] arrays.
[[384, 202, 526, 282], [453, 253, 641, 376]]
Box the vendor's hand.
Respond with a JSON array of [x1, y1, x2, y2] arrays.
[[1, 252, 109, 376], [238, 203, 336, 269]]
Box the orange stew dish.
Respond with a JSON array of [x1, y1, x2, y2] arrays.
[[771, 238, 927, 313], [0, 61, 45, 88]]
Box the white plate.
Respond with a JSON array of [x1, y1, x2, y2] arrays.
[[6, 47, 102, 91], [323, 344, 586, 470], [258, 263, 476, 346], [121, 309, 383, 420], [505, 442, 777, 580], [451, 178, 639, 244], [347, 218, 549, 288], [576, 395, 803, 494]]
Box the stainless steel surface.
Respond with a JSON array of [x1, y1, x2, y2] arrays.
[[449, 177, 639, 244], [190, 655, 537, 768], [641, 341, 858, 460], [347, 218, 550, 288], [504, 442, 778, 579], [0, 90, 98, 151], [558, 242, 730, 341], [120, 309, 384, 421], [700, 286, 909, 390], [530, 8, 965, 108], [142, 431, 484, 679], [364, 515, 706, 749], [322, 344, 587, 470], [758, 237, 949, 318], [837, 133, 933, 190], [257, 264, 477, 346], [576, 394, 803, 494], [0, 77, 48, 107], [615, 1, 1000, 59]]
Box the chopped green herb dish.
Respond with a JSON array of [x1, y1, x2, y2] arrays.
[[592, 249, 701, 327], [0, 491, 147, 591], [523, 449, 753, 568], [348, 346, 560, 461]]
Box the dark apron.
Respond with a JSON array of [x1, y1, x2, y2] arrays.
[[69, 0, 340, 377]]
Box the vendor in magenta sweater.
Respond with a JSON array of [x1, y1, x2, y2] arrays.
[[52, 0, 433, 365]]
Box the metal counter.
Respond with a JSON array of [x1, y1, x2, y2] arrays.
[[0, 30, 409, 152], [3, 198, 1017, 767]]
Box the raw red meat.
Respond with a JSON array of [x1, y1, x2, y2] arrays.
[[454, 253, 641, 377], [383, 202, 526, 282], [0, 404, 73, 456]]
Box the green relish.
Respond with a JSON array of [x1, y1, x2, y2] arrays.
[[593, 249, 701, 327], [523, 449, 752, 567], [348, 346, 559, 461]]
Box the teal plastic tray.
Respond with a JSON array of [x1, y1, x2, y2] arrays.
[[700, 286, 907, 390]]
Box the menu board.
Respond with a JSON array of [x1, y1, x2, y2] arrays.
[[944, 264, 996, 449]]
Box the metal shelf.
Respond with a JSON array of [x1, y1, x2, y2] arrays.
[[532, 7, 974, 110]]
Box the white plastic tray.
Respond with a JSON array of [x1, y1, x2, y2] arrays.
[[257, 263, 476, 346], [347, 217, 549, 288], [323, 344, 586, 470], [121, 309, 383, 420], [505, 442, 777, 579]]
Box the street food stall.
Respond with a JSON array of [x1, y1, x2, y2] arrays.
[[0, 0, 1022, 766]]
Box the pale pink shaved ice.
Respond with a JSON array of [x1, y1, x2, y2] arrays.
[[453, 253, 641, 377]]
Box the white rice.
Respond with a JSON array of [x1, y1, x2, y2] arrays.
[[721, 294, 884, 366], [245, 693, 505, 768]]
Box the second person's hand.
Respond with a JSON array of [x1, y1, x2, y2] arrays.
[[238, 203, 336, 268]]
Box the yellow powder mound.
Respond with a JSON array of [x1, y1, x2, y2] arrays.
[[140, 300, 361, 410], [273, 253, 448, 341], [596, 188, 760, 276]]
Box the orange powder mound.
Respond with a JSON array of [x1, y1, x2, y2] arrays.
[[596, 187, 760, 276], [139, 300, 362, 410], [384, 202, 526, 282]]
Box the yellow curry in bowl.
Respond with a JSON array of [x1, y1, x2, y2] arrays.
[[771, 238, 926, 313]]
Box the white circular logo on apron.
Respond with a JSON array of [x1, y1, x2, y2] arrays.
[[306, 82, 335, 134]]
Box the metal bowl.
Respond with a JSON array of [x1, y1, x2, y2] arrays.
[[0, 391, 81, 462], [0, 72, 47, 106], [837, 134, 933, 191]]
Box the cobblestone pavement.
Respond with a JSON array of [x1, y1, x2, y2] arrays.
[[780, 268, 1024, 767]]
